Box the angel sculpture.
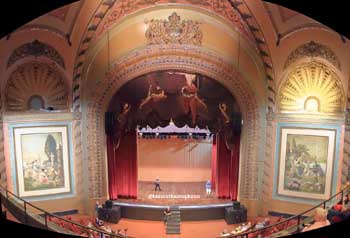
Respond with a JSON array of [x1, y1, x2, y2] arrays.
[[139, 84, 167, 109], [113, 103, 131, 149], [219, 102, 230, 124], [180, 73, 207, 125]]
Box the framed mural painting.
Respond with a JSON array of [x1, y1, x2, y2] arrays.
[[13, 126, 71, 197], [277, 128, 336, 200]]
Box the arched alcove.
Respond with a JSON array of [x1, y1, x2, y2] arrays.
[[279, 61, 345, 115], [5, 62, 69, 112]]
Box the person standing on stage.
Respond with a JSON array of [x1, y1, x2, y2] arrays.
[[206, 180, 212, 195], [155, 177, 161, 191]]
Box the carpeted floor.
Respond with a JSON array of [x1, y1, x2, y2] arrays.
[[68, 214, 279, 238]]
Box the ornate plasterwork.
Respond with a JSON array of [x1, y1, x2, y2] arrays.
[[7, 40, 65, 69], [145, 12, 202, 45], [97, 0, 253, 41], [85, 45, 260, 200], [5, 62, 68, 111], [279, 61, 345, 114], [284, 41, 341, 70]]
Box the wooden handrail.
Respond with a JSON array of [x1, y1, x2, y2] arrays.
[[0, 185, 135, 238], [217, 184, 350, 238]]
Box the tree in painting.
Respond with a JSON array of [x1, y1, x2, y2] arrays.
[[284, 134, 328, 194], [22, 133, 64, 191]]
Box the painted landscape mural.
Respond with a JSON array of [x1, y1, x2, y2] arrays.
[[21, 132, 65, 191], [284, 134, 328, 194]]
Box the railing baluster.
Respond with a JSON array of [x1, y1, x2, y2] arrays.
[[0, 193, 3, 216], [297, 215, 301, 232], [24, 201, 27, 224], [44, 212, 48, 229], [340, 190, 344, 204]]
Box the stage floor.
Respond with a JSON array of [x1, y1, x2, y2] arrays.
[[117, 181, 231, 205]]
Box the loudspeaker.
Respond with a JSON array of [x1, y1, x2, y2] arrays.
[[233, 201, 240, 210], [105, 200, 113, 209], [224, 205, 247, 224], [98, 206, 121, 224]]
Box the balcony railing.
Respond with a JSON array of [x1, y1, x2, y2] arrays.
[[0, 184, 134, 238]]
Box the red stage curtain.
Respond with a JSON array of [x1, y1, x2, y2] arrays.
[[107, 136, 118, 199], [230, 135, 240, 201], [107, 131, 138, 199], [216, 132, 240, 200], [211, 135, 217, 190]]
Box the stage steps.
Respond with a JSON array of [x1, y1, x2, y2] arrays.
[[166, 206, 181, 234]]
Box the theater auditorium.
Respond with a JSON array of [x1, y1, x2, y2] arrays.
[[1, 1, 350, 238]]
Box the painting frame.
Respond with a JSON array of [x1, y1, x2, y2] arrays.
[[13, 125, 72, 198], [277, 127, 336, 200]]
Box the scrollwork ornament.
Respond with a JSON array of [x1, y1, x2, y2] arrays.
[[145, 12, 202, 45]]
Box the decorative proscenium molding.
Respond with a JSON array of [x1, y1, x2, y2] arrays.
[[7, 40, 65, 69], [145, 12, 202, 45], [284, 41, 341, 70], [86, 44, 260, 199]]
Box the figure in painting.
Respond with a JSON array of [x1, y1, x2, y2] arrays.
[[180, 73, 207, 125], [139, 84, 167, 109], [113, 102, 132, 149], [218, 102, 230, 124]]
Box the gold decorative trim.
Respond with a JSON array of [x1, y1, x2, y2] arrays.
[[279, 61, 345, 114], [145, 12, 202, 45]]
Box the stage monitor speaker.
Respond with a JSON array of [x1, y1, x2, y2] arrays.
[[98, 206, 121, 224], [105, 200, 113, 209], [233, 201, 240, 210], [224, 206, 247, 224]]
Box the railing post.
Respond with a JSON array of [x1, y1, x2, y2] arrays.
[[323, 202, 326, 209], [340, 190, 344, 204], [44, 212, 48, 229], [297, 215, 301, 233], [0, 193, 3, 217], [24, 201, 27, 224]]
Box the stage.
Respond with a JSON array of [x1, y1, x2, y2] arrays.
[[111, 182, 234, 221], [118, 181, 232, 205]]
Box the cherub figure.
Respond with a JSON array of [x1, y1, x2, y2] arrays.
[[139, 84, 167, 109], [180, 73, 207, 125], [113, 103, 131, 149], [219, 102, 230, 124]]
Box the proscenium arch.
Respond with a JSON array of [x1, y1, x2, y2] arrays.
[[84, 45, 261, 211]]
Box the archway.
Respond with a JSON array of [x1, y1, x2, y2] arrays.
[[84, 45, 261, 210], [105, 70, 242, 203]]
